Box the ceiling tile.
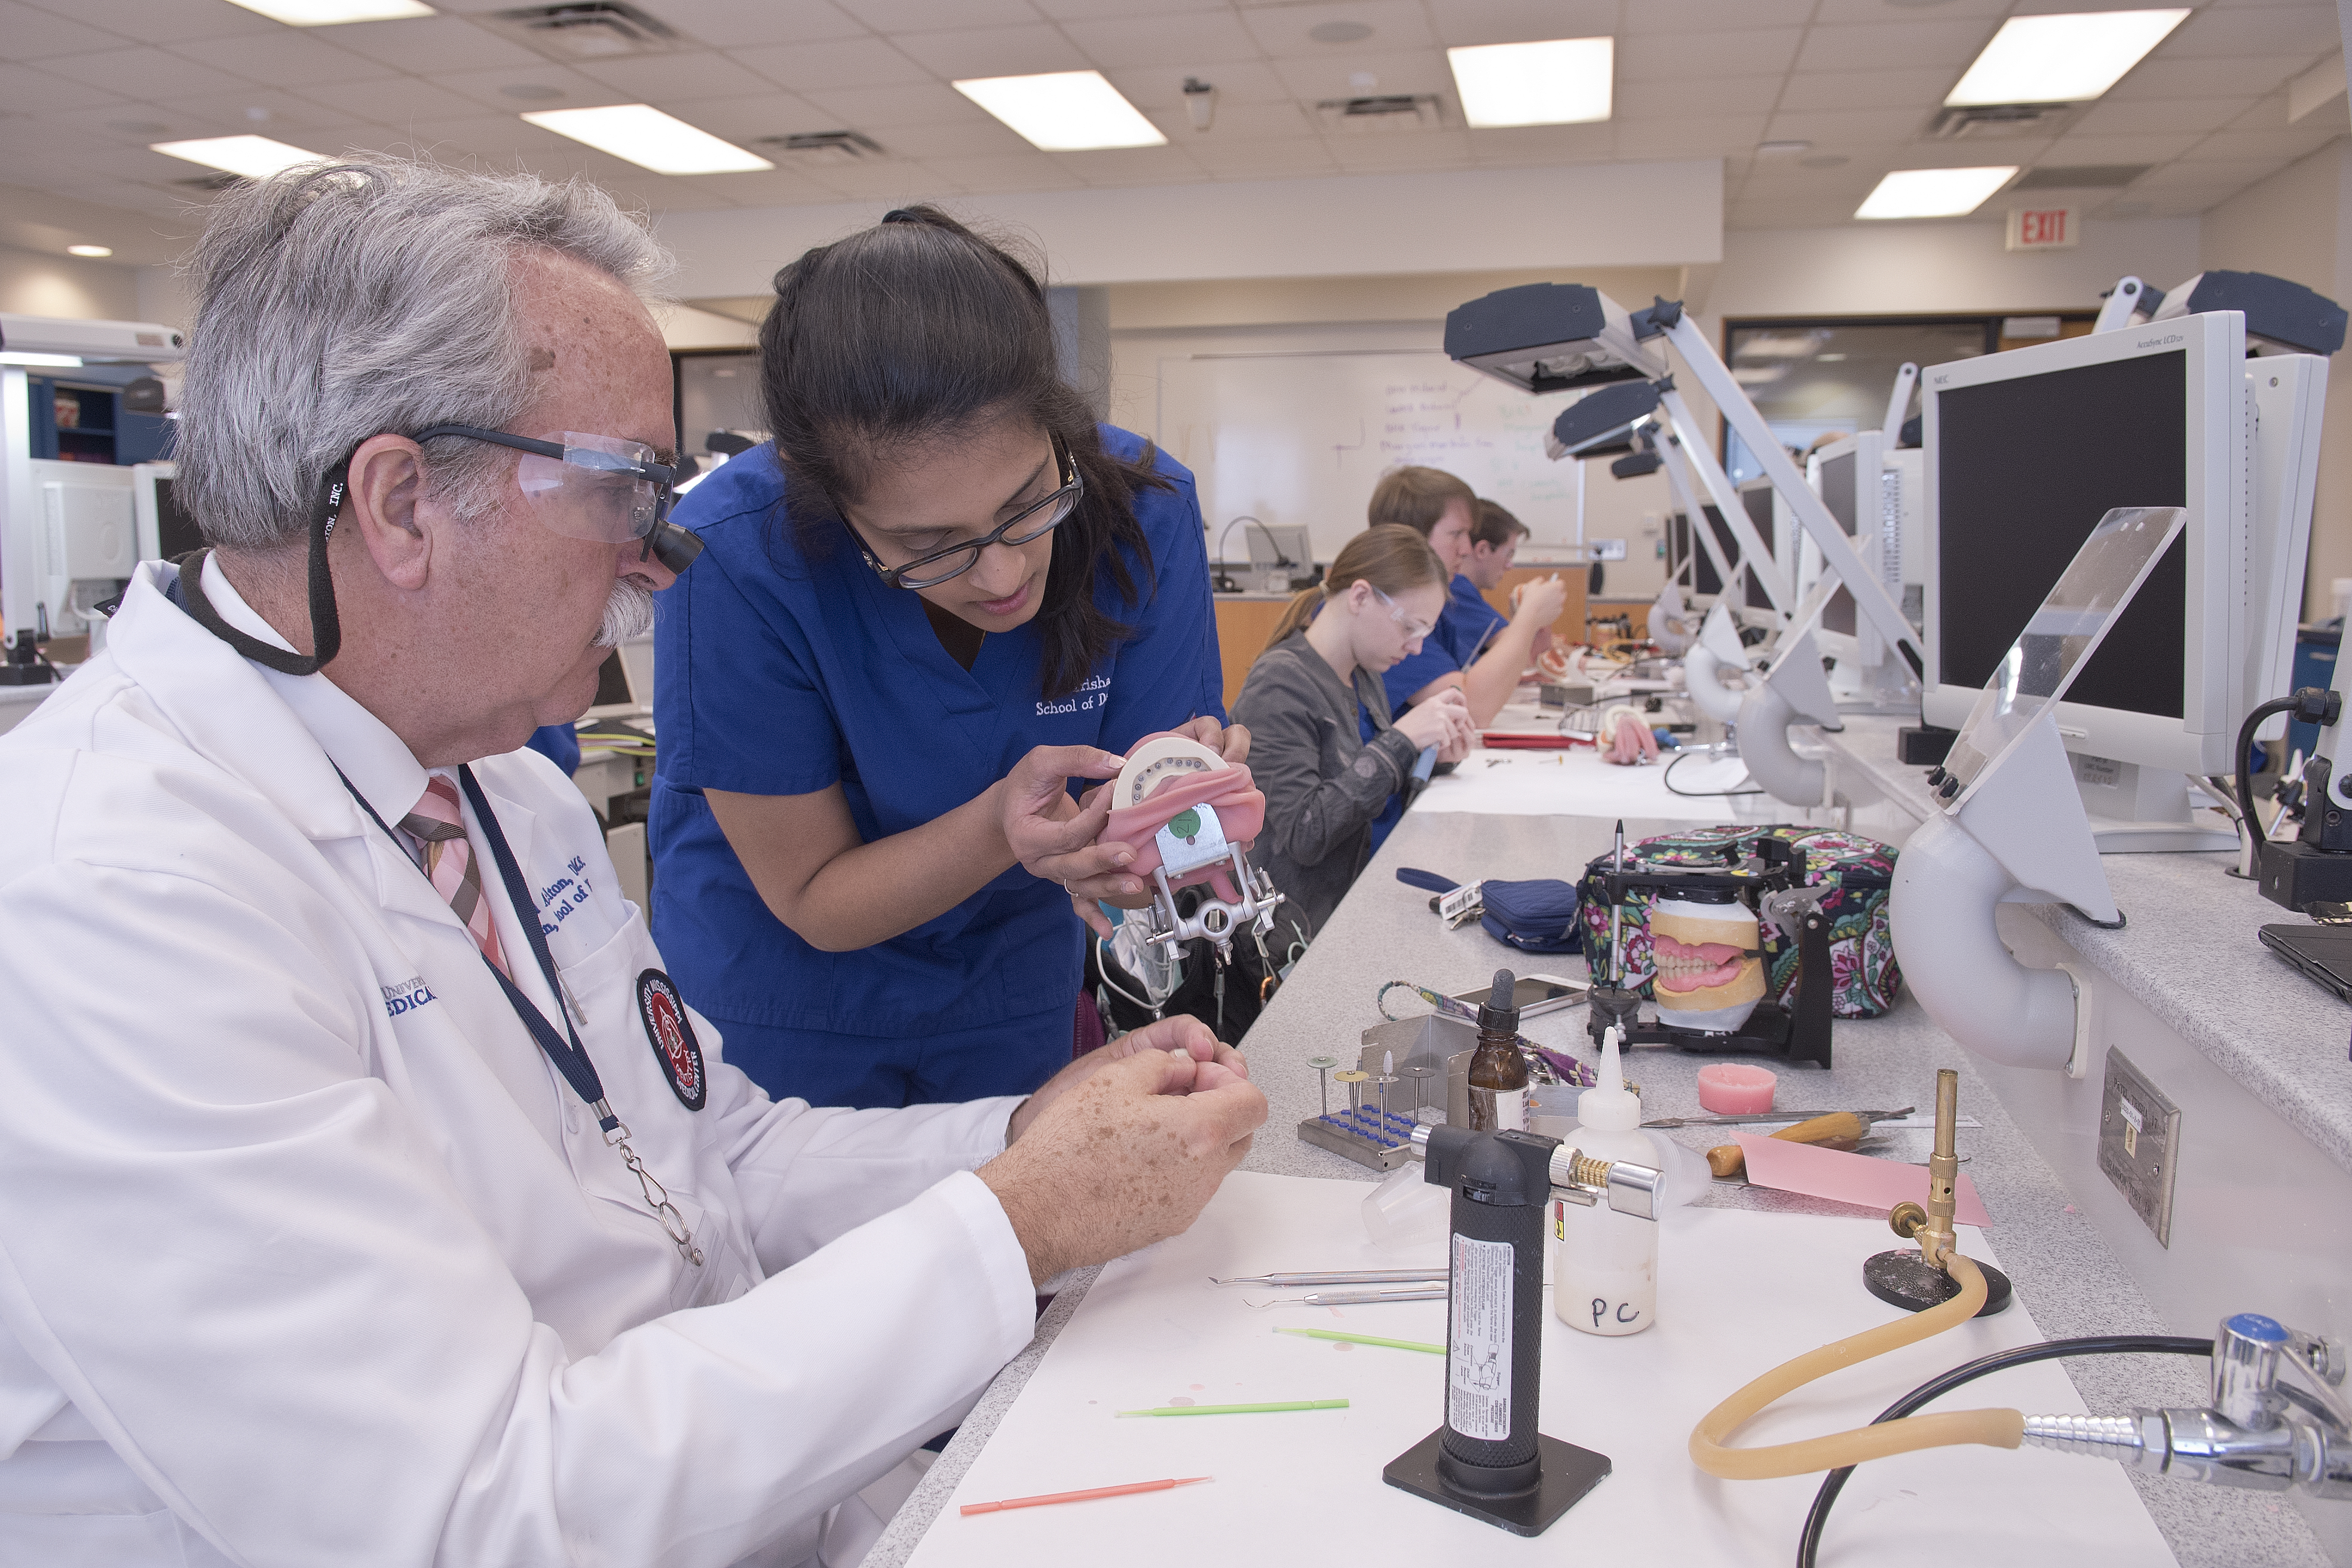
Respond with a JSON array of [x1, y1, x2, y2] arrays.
[[2074, 96, 2248, 136], [1760, 106, 1934, 146], [575, 51, 779, 103], [1269, 48, 1454, 102], [2189, 124, 2341, 160], [1617, 114, 1769, 159], [41, 46, 253, 100], [920, 150, 1086, 189], [391, 112, 574, 159], [2132, 155, 2282, 190], [2105, 56, 2309, 102], [861, 117, 1035, 157], [150, 87, 381, 137], [1431, 0, 1618, 48], [0, 1, 127, 61], [659, 167, 842, 206], [426, 63, 620, 112], [1034, 0, 1227, 16], [2157, 5, 2341, 58], [1101, 59, 1292, 108], [630, 0, 871, 48], [286, 77, 491, 124], [799, 157, 960, 198], [891, 23, 1091, 78], [1240, 1, 1438, 60], [1796, 20, 1999, 73], [1051, 142, 1209, 183], [169, 30, 399, 87], [1061, 12, 1258, 70], [1180, 135, 1339, 178], [2138, 190, 2242, 216], [840, 0, 1040, 27], [1621, 29, 1802, 81], [0, 62, 125, 113], [1322, 128, 1474, 172], [2226, 87, 2320, 129], [2035, 130, 2208, 162], [1775, 68, 1956, 114], [323, 16, 543, 74], [1806, 0, 2008, 19], [1466, 120, 1616, 163], [19, 0, 271, 44], [737, 38, 930, 92], [799, 81, 996, 128], [1144, 100, 1316, 140], [683, 91, 861, 141], [1615, 75, 1781, 119], [1622, 0, 1809, 32]]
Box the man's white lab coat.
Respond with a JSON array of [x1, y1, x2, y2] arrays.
[[0, 559, 1039, 1567]]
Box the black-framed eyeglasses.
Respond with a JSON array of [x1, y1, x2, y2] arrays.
[[414, 424, 703, 574], [841, 438, 1083, 590]]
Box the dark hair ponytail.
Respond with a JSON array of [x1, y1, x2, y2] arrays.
[[758, 203, 1164, 700]]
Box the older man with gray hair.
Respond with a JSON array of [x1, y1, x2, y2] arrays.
[[0, 158, 1263, 1567]]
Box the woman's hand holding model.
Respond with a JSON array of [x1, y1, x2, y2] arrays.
[[1395, 685, 1476, 762]]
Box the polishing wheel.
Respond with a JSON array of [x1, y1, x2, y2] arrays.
[[1115, 734, 1225, 808], [1861, 1249, 2012, 1317]]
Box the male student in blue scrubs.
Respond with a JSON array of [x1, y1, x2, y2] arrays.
[[1358, 468, 1566, 846], [651, 207, 1235, 1110]]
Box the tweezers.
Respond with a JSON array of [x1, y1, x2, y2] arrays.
[[1211, 1269, 1447, 1287]]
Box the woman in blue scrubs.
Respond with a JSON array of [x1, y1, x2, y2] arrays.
[[651, 206, 1236, 1109]]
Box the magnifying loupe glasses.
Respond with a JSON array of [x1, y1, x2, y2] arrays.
[[412, 425, 704, 574]]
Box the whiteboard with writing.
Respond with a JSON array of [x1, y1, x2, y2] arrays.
[[1152, 350, 1591, 562]]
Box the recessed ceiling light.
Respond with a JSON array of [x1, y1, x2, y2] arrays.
[[222, 0, 436, 23], [1946, 10, 2189, 107], [522, 104, 773, 174], [1855, 166, 2018, 219], [1447, 36, 1614, 129], [953, 71, 1166, 151], [67, 244, 114, 258], [151, 135, 324, 179]]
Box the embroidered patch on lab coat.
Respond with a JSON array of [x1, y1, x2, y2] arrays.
[[636, 969, 707, 1111]]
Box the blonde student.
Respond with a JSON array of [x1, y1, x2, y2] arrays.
[[1230, 526, 1475, 935]]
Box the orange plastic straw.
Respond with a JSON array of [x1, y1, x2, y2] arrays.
[[960, 1476, 1213, 1516]]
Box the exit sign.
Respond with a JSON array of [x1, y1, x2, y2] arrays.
[[2007, 205, 2080, 250]]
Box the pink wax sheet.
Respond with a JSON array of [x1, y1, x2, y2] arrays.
[[1730, 1132, 1993, 1227]]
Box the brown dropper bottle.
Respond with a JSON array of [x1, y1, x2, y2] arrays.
[[1466, 967, 1531, 1132]]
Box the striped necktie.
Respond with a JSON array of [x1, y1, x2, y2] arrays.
[[400, 774, 508, 977]]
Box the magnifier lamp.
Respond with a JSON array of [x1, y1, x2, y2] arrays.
[[1888, 507, 2186, 1075], [1736, 627, 1845, 810], [1685, 601, 1751, 726]]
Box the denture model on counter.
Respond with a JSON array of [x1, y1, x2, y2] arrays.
[[1648, 892, 1765, 1033]]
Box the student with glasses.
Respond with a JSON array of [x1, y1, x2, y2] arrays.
[[1229, 526, 1475, 939], [651, 206, 1236, 1110]]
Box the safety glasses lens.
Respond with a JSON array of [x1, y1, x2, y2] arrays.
[[514, 432, 670, 544]]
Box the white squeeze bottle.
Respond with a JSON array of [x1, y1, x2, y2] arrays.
[[1554, 1027, 1658, 1336]]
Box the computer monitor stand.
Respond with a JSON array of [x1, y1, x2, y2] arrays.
[[2075, 760, 2235, 853]]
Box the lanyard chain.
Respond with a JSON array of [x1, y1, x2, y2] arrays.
[[598, 1101, 703, 1267]]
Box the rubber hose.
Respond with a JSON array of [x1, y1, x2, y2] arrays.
[[1690, 1255, 2023, 1479], [2235, 697, 2299, 853]]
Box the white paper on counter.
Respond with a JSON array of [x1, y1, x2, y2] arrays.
[[907, 1170, 2175, 1568]]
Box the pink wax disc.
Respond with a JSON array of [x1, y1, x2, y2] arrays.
[[1696, 1062, 1777, 1114]]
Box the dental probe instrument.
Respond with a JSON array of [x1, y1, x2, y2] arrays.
[[1644, 1107, 1915, 1129], [1211, 1269, 1447, 1287], [1252, 1286, 1448, 1307]]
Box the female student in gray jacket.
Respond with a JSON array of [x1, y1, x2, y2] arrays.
[[1231, 525, 1476, 936]]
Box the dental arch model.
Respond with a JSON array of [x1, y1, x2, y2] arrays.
[[1648, 893, 1765, 1033], [1099, 733, 1285, 966]]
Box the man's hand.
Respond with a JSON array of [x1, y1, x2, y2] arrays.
[[1007, 1015, 1247, 1144], [981, 1030, 1266, 1287], [1509, 573, 1568, 629]]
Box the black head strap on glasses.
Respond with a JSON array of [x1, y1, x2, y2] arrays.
[[177, 454, 351, 678]]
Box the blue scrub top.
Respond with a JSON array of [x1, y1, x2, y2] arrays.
[[649, 428, 1224, 1107], [1443, 574, 1507, 664]]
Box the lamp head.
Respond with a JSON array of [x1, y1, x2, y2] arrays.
[[1445, 283, 1671, 396]]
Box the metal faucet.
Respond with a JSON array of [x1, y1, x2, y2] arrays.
[[2021, 1313, 2352, 1498]]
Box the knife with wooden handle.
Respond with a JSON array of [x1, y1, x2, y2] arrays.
[[1705, 1111, 1868, 1179]]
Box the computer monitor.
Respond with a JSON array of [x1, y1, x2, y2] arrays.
[[1667, 506, 1736, 600], [131, 462, 204, 563], [1922, 310, 2320, 843], [584, 634, 654, 721], [1737, 479, 1779, 613], [1246, 523, 1313, 575], [1803, 432, 1924, 710]]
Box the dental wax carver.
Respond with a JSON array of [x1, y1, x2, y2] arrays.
[[0, 158, 1267, 1568], [654, 206, 1233, 1108], [1231, 527, 1475, 935]]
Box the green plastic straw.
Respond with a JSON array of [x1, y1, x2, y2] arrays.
[[1113, 1398, 1349, 1417], [1274, 1327, 1444, 1355]]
